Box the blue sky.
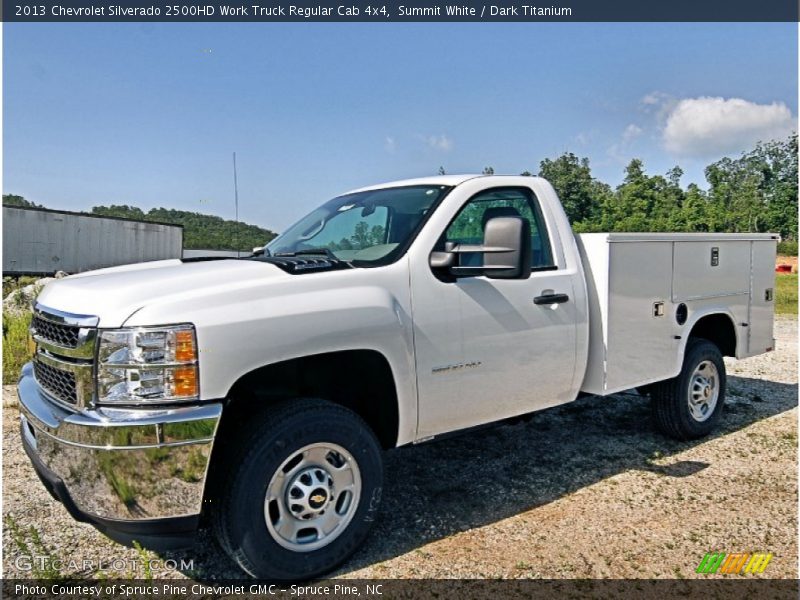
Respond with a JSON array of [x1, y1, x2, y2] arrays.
[[4, 23, 797, 232]]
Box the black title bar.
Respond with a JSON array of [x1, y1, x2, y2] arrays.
[[4, 0, 799, 22]]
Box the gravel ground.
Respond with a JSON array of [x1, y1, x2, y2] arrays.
[[3, 317, 797, 580]]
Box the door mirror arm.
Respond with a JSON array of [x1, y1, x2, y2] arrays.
[[429, 251, 456, 269]]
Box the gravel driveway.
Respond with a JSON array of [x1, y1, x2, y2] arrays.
[[3, 317, 797, 579]]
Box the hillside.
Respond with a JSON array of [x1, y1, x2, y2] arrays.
[[90, 205, 277, 251]]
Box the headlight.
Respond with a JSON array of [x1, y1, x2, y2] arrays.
[[97, 324, 199, 405]]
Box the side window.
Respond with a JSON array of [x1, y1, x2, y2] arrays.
[[445, 188, 554, 269]]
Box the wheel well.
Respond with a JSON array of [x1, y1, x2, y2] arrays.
[[688, 313, 737, 357], [219, 350, 399, 449]]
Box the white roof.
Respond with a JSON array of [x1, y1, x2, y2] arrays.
[[344, 174, 551, 195], [343, 174, 480, 194]]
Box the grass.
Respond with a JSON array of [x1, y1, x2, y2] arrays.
[[777, 240, 798, 256], [2, 311, 33, 382], [775, 273, 797, 315]]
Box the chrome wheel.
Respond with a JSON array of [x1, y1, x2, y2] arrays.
[[687, 360, 719, 422], [264, 442, 361, 552]]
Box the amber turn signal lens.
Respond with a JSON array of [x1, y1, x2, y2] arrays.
[[173, 366, 198, 397], [175, 330, 196, 362]]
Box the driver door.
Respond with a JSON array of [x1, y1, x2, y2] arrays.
[[410, 187, 578, 437]]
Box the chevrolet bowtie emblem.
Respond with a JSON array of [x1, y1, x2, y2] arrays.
[[311, 494, 326, 504]]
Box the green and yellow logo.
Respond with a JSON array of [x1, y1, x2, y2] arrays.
[[696, 552, 772, 574]]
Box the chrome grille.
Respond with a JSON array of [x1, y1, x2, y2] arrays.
[[33, 361, 78, 405], [31, 314, 80, 348], [31, 304, 99, 409]]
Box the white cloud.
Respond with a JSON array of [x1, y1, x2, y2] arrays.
[[663, 96, 796, 157], [606, 124, 644, 163], [421, 134, 453, 152], [384, 136, 396, 152], [641, 91, 671, 108], [639, 91, 677, 120], [622, 124, 643, 143], [641, 93, 661, 106], [574, 131, 592, 146]]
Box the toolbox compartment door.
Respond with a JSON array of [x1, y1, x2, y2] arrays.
[[671, 241, 751, 302], [748, 240, 777, 356]]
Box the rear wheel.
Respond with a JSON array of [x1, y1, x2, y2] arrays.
[[651, 339, 726, 440], [212, 398, 383, 580]]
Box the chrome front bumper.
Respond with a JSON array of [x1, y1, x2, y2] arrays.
[[17, 362, 222, 549]]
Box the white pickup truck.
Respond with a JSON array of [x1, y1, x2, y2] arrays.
[[18, 175, 777, 579]]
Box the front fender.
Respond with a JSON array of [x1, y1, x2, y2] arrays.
[[124, 261, 419, 445]]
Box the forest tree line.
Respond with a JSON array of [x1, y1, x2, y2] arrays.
[[4, 133, 797, 252], [517, 133, 797, 244]]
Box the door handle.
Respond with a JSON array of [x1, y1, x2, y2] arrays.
[[534, 293, 570, 305]]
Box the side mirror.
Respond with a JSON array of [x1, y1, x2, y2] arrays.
[[482, 216, 531, 279], [428, 216, 531, 280], [252, 246, 266, 257]]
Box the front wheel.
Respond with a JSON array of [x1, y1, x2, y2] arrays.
[[212, 398, 384, 580], [650, 339, 726, 440]]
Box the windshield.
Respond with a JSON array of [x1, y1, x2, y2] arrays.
[[265, 185, 451, 265]]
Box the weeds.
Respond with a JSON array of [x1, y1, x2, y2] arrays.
[[5, 514, 63, 580], [176, 448, 208, 483], [133, 541, 154, 581], [96, 452, 139, 509], [2, 311, 33, 382], [2, 276, 39, 299], [104, 469, 138, 509]]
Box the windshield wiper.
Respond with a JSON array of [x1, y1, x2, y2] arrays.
[[274, 248, 338, 259]]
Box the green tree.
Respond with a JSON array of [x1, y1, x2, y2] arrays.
[[705, 157, 762, 233], [759, 133, 798, 240], [678, 184, 712, 231], [92, 204, 146, 219], [597, 160, 688, 232], [351, 221, 371, 249], [2, 194, 40, 208], [600, 159, 651, 231], [537, 153, 610, 228], [703, 134, 798, 238]]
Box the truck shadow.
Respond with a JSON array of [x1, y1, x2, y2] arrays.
[[172, 374, 797, 580]]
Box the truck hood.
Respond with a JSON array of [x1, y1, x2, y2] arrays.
[[36, 259, 290, 328]]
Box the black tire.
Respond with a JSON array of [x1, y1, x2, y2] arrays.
[[212, 398, 383, 580], [650, 338, 726, 440]]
